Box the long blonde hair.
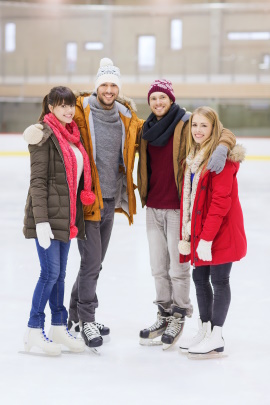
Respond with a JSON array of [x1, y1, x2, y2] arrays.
[[185, 106, 223, 171]]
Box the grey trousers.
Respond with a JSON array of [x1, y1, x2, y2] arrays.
[[69, 199, 115, 323], [146, 207, 193, 317]]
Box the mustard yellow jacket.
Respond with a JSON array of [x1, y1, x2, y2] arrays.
[[137, 115, 236, 208], [74, 93, 144, 224]]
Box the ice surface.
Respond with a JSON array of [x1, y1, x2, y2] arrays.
[[0, 136, 269, 405]]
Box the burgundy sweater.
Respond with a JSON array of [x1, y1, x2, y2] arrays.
[[146, 135, 180, 209]]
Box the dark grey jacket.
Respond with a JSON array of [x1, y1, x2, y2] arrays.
[[23, 124, 85, 243]]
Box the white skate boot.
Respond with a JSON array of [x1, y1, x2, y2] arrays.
[[23, 327, 61, 356], [179, 319, 208, 354], [188, 323, 226, 359], [48, 325, 85, 353]]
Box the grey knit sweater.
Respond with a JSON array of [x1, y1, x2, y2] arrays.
[[89, 94, 123, 199]]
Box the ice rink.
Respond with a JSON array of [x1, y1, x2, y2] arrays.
[[0, 134, 269, 405]]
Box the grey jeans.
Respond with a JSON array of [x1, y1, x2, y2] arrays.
[[146, 207, 193, 317], [69, 199, 115, 323]]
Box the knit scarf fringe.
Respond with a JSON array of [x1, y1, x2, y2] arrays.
[[178, 145, 206, 255], [44, 113, 95, 239]]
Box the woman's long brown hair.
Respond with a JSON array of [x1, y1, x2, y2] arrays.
[[38, 86, 76, 122]]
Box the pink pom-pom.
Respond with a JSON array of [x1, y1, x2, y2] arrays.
[[70, 225, 78, 239], [80, 190, 96, 205]]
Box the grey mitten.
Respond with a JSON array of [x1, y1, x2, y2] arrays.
[[207, 144, 228, 174]]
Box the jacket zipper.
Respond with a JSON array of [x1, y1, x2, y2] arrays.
[[51, 135, 71, 242], [192, 176, 205, 269]]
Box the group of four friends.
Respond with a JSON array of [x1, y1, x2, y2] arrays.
[[22, 57, 247, 358]]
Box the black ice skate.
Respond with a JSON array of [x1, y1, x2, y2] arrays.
[[161, 306, 186, 350], [93, 321, 110, 336], [139, 305, 170, 346], [67, 319, 80, 335], [68, 319, 110, 337], [81, 321, 103, 354]]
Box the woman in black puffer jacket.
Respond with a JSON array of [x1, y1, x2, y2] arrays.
[[23, 86, 95, 356]]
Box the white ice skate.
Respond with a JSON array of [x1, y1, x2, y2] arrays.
[[48, 325, 85, 353], [179, 319, 208, 354], [188, 323, 227, 360], [93, 321, 110, 343], [23, 327, 61, 356]]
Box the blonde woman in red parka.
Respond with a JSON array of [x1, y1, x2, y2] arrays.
[[178, 106, 247, 359]]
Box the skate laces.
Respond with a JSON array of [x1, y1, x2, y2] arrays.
[[65, 326, 77, 340], [42, 329, 53, 343], [202, 327, 212, 341], [165, 316, 184, 337], [148, 313, 167, 331], [93, 322, 104, 330], [83, 322, 100, 339]]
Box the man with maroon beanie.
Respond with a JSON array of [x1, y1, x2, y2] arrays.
[[137, 79, 236, 350]]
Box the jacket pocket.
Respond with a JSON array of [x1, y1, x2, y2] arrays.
[[212, 219, 231, 251]]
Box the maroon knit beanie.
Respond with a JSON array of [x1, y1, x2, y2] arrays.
[[147, 79, 175, 104]]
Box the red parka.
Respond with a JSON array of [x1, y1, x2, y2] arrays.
[[180, 145, 247, 266]]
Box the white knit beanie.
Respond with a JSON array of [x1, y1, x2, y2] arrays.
[[95, 58, 121, 91]]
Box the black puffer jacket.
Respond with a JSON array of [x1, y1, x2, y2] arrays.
[[23, 124, 85, 243]]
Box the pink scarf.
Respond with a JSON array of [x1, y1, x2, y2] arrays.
[[44, 113, 95, 239]]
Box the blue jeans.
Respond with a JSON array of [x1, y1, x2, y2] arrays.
[[28, 239, 71, 329]]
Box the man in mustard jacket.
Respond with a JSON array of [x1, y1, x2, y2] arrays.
[[68, 58, 144, 349]]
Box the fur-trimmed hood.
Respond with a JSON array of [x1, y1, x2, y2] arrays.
[[73, 90, 137, 112], [36, 123, 53, 146], [228, 144, 246, 163]]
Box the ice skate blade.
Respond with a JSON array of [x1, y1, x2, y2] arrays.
[[179, 347, 189, 355], [139, 337, 162, 346], [162, 343, 173, 351], [187, 351, 227, 360], [87, 347, 101, 356], [162, 337, 181, 351], [60, 345, 85, 354], [61, 349, 85, 355], [18, 350, 61, 357]]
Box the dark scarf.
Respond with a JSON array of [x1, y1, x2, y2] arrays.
[[142, 103, 186, 146]]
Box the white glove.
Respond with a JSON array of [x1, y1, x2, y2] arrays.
[[36, 222, 54, 250], [23, 124, 43, 145], [207, 144, 228, 174], [196, 239, 213, 261]]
